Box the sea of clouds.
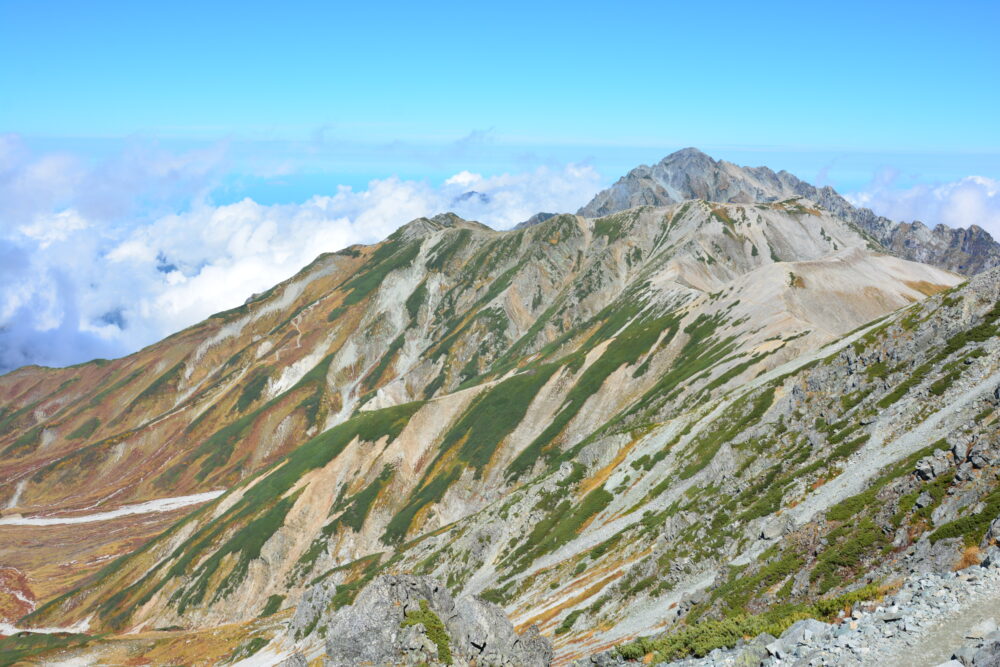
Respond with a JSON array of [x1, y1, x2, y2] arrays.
[[0, 133, 601, 372], [2, 133, 1000, 374]]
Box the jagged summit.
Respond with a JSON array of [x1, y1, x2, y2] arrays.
[[578, 148, 820, 217], [666, 146, 709, 158], [579, 148, 1000, 275]]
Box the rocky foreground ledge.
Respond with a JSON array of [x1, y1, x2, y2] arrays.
[[279, 556, 1000, 667], [579, 548, 1000, 667], [284, 574, 552, 666]]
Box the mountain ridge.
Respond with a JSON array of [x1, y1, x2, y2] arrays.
[[1, 153, 998, 666], [576, 147, 1000, 275]]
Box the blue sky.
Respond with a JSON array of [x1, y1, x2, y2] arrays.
[[1, 0, 999, 371], [4, 0, 999, 189]]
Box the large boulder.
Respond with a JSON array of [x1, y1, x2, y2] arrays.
[[315, 575, 552, 666], [733, 632, 775, 666], [780, 618, 831, 645], [973, 638, 1000, 667]]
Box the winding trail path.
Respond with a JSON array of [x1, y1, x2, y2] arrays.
[[866, 578, 1000, 666]]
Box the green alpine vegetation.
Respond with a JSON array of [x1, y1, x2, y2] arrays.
[[6, 149, 996, 667]]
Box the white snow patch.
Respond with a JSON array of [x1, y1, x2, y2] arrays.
[[40, 428, 57, 450], [0, 615, 91, 636], [43, 659, 95, 667], [0, 491, 223, 526]]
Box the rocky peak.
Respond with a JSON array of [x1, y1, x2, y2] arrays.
[[580, 147, 852, 217], [665, 146, 712, 160], [578, 149, 1000, 275], [393, 212, 492, 241], [653, 146, 718, 176], [514, 211, 559, 229]]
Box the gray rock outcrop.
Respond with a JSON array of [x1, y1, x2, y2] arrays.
[[300, 574, 552, 666]]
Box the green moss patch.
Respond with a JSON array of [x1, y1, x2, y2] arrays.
[[617, 585, 882, 662], [361, 335, 405, 394], [0, 632, 97, 665], [503, 485, 614, 573], [507, 310, 678, 480], [929, 487, 1000, 546], [678, 387, 775, 480], [382, 467, 461, 545], [236, 370, 271, 412], [401, 599, 452, 664], [438, 365, 559, 478]]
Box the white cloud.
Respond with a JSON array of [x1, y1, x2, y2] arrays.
[[0, 136, 601, 372], [847, 173, 1000, 238], [0, 133, 228, 233], [445, 171, 481, 187], [18, 209, 90, 247]]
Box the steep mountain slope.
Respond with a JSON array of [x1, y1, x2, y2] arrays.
[[600, 267, 1000, 664], [56, 254, 992, 667], [7, 196, 963, 662], [578, 148, 1000, 275], [3, 202, 938, 518]]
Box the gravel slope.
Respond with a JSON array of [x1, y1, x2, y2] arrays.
[[654, 554, 1000, 666]]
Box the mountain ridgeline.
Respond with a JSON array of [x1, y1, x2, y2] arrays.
[[1, 150, 999, 666], [576, 148, 1000, 276]]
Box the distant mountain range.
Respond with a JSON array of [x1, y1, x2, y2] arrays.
[[574, 147, 1000, 275], [2, 150, 999, 666]]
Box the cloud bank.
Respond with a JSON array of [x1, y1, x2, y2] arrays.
[[0, 134, 601, 373], [847, 172, 1000, 237]]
